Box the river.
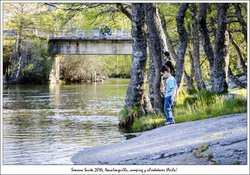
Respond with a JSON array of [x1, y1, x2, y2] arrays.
[[2, 79, 129, 164]]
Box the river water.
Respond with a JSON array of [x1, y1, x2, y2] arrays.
[[2, 79, 129, 165]]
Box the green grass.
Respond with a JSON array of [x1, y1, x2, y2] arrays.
[[118, 105, 129, 125], [174, 89, 247, 123], [125, 89, 247, 133], [193, 144, 209, 158], [231, 160, 240, 165], [131, 114, 165, 132], [229, 88, 247, 97]]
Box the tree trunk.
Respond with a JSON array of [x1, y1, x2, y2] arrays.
[[207, 4, 217, 40], [160, 4, 189, 91], [212, 3, 229, 93], [155, 9, 168, 60], [234, 3, 247, 44], [190, 3, 206, 90], [144, 3, 164, 114], [198, 3, 214, 70], [158, 9, 178, 61], [148, 51, 155, 106], [228, 31, 247, 75], [186, 48, 196, 91], [124, 3, 153, 129], [199, 3, 229, 94], [184, 70, 195, 93], [175, 3, 189, 88], [9, 29, 23, 83], [224, 31, 230, 82], [147, 7, 168, 110]]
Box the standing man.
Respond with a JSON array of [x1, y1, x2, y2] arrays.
[[163, 51, 176, 77], [161, 65, 177, 125]]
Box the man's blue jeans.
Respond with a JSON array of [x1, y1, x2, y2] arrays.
[[164, 96, 175, 123]]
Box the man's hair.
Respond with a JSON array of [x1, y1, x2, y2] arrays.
[[160, 65, 171, 73], [163, 51, 170, 57]]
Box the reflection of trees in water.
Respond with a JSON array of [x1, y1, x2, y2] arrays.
[[3, 82, 127, 164]]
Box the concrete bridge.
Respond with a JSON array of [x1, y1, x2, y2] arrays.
[[4, 28, 133, 55], [47, 28, 133, 83], [4, 28, 133, 83], [48, 28, 133, 55]]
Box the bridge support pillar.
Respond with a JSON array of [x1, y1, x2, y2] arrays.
[[49, 55, 60, 84]]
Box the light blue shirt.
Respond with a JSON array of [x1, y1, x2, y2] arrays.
[[165, 76, 177, 97]]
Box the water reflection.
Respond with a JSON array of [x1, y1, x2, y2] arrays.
[[3, 79, 129, 164]]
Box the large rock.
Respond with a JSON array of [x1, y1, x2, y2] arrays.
[[72, 113, 247, 165]]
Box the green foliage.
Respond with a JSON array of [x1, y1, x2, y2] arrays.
[[207, 153, 214, 160], [119, 105, 149, 132], [118, 105, 129, 126], [60, 55, 107, 83], [60, 55, 132, 83], [18, 38, 51, 84], [130, 106, 145, 119], [76, 4, 131, 30], [193, 144, 209, 158], [174, 90, 247, 123], [129, 89, 247, 133], [183, 90, 217, 106], [229, 89, 247, 98], [212, 160, 220, 165], [158, 3, 179, 41], [39, 3, 132, 31], [131, 114, 165, 132], [104, 55, 132, 78], [231, 160, 240, 165], [3, 38, 15, 75], [22, 64, 35, 76]]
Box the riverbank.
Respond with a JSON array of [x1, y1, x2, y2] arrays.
[[72, 113, 247, 165]]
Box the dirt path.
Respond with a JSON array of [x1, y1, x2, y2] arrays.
[[72, 113, 247, 165]]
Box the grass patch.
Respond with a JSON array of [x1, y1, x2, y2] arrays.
[[121, 89, 247, 133], [231, 160, 240, 165], [193, 144, 209, 158], [229, 89, 247, 98], [174, 90, 247, 123], [131, 114, 165, 132], [212, 160, 220, 165], [118, 105, 129, 126], [207, 153, 214, 160]]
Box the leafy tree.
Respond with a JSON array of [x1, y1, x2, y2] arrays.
[[3, 3, 52, 84], [199, 3, 233, 93], [190, 3, 206, 90]]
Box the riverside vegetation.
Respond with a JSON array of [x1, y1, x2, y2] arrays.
[[3, 3, 248, 133], [119, 88, 247, 132]]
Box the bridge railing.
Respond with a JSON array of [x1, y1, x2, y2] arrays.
[[3, 28, 132, 39], [3, 29, 50, 38], [49, 28, 131, 39]]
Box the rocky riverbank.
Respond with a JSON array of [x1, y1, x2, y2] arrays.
[[72, 113, 247, 165]]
